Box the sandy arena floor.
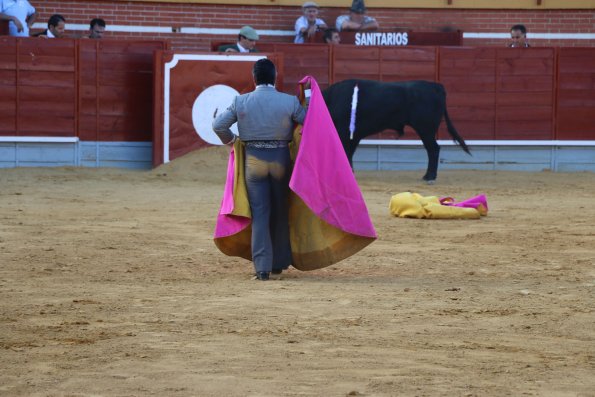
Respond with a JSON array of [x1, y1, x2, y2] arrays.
[[1, 146, 594, 396]]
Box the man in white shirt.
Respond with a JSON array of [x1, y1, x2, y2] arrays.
[[294, 1, 327, 44], [0, 0, 36, 37]]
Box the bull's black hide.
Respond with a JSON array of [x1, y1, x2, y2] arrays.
[[322, 79, 470, 182]]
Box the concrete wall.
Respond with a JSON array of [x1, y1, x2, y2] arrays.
[[354, 141, 595, 173], [4, 139, 593, 173], [0, 140, 152, 169]]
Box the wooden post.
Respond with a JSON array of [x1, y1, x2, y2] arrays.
[[0, 20, 9, 35]]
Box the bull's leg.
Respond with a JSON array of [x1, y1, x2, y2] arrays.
[[347, 142, 358, 170], [339, 133, 356, 169], [420, 135, 440, 183]]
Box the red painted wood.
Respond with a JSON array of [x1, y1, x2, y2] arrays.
[[556, 48, 595, 139], [1, 37, 595, 146], [0, 87, 16, 133], [495, 48, 555, 139], [438, 47, 496, 139], [78, 39, 169, 142], [0, 37, 167, 139], [258, 43, 330, 91]]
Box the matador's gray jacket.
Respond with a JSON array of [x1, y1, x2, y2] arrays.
[[212, 85, 306, 144]]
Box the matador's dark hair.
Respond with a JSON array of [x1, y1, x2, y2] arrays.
[[252, 58, 276, 86]]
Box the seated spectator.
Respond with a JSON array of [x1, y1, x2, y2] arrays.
[[34, 14, 65, 38], [0, 0, 36, 37], [335, 0, 379, 32], [89, 18, 106, 39], [218, 26, 259, 53], [294, 1, 327, 44], [323, 28, 340, 45], [509, 24, 530, 47]]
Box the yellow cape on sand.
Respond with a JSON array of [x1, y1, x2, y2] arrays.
[[389, 192, 484, 219], [214, 128, 376, 271]]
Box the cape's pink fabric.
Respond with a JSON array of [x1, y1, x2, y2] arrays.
[[441, 194, 488, 211], [290, 76, 376, 238], [214, 76, 376, 240], [214, 146, 250, 238]]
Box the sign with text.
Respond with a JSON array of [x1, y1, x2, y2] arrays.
[[313, 30, 462, 46], [354, 31, 409, 46]]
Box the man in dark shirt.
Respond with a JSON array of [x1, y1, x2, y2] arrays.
[[34, 14, 65, 38], [509, 24, 530, 47], [89, 18, 106, 39], [218, 25, 259, 53]]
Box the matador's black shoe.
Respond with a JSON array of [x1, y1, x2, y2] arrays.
[[253, 271, 270, 281], [270, 269, 283, 280]]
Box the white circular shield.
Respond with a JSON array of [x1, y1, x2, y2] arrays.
[[192, 84, 240, 145]]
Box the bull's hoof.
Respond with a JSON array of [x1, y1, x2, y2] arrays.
[[422, 175, 436, 185]]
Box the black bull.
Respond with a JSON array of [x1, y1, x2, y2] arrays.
[[322, 79, 471, 182]]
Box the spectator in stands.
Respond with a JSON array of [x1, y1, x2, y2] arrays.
[[323, 28, 340, 44], [335, 0, 379, 32], [35, 14, 65, 38], [509, 24, 530, 47], [89, 18, 106, 39], [294, 1, 327, 44], [218, 26, 259, 53], [0, 0, 37, 37]]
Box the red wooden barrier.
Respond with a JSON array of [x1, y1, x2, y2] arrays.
[[0, 37, 77, 137], [0, 20, 8, 36], [556, 48, 595, 140], [0, 37, 168, 140], [257, 43, 330, 92], [0, 37, 17, 135], [331, 45, 437, 83], [79, 40, 168, 142], [258, 44, 592, 141], [495, 48, 555, 140], [2, 38, 595, 147], [439, 47, 496, 140]]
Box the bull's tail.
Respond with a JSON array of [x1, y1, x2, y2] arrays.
[[444, 107, 470, 155]]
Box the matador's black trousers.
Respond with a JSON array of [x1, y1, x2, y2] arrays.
[[244, 143, 292, 273]]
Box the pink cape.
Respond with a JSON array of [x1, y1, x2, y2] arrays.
[[290, 76, 376, 238], [214, 76, 376, 270], [214, 147, 250, 235]]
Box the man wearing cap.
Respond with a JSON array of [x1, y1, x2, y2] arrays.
[[218, 25, 259, 53], [335, 0, 379, 32], [294, 1, 327, 44]]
